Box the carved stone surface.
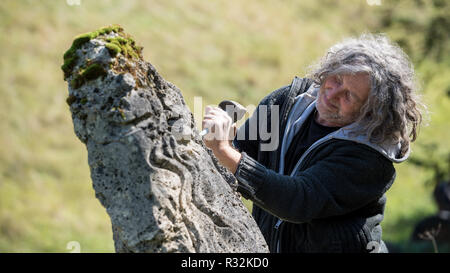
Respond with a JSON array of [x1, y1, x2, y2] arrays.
[[62, 25, 269, 253]]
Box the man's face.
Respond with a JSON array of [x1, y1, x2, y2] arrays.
[[315, 73, 371, 127]]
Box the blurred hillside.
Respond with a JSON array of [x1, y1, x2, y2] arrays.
[[0, 0, 448, 252]]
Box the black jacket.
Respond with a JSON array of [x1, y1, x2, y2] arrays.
[[232, 77, 400, 253]]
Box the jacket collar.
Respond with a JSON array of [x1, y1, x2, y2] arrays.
[[280, 84, 409, 171]]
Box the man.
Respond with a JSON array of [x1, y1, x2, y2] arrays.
[[202, 34, 424, 253]]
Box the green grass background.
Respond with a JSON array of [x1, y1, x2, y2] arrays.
[[0, 0, 448, 252]]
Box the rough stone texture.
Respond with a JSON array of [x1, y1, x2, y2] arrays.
[[62, 26, 269, 253]]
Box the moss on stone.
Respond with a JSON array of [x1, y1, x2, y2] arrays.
[[63, 25, 122, 58], [83, 63, 107, 80], [117, 107, 126, 119], [62, 24, 145, 89], [105, 42, 122, 56], [70, 63, 107, 89], [71, 33, 93, 49], [62, 24, 123, 78], [61, 55, 78, 79], [66, 95, 77, 106], [105, 35, 142, 60]]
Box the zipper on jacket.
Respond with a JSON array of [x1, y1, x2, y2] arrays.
[[274, 218, 283, 229], [273, 139, 338, 253], [274, 218, 283, 253]]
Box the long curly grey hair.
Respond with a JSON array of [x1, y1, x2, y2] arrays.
[[308, 33, 425, 156]]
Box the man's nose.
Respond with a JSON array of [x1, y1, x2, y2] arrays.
[[327, 86, 344, 101]]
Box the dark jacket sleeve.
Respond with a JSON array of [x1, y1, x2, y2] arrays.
[[234, 141, 396, 223]]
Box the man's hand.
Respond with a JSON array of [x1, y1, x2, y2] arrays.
[[202, 106, 241, 174], [202, 106, 236, 150]]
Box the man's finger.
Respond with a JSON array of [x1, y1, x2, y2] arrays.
[[204, 105, 214, 115], [202, 119, 215, 130], [203, 114, 217, 120], [229, 123, 237, 140], [206, 108, 227, 117]]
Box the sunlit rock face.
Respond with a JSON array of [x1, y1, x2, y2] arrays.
[[62, 25, 269, 253]]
